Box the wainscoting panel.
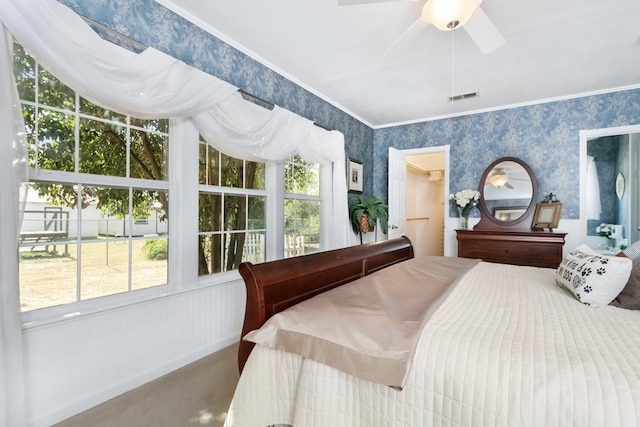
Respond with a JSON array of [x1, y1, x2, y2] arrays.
[[22, 279, 245, 427]]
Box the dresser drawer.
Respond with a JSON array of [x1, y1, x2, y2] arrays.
[[459, 241, 561, 268], [456, 230, 566, 269]]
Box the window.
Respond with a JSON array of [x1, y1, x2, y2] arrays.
[[198, 139, 266, 275], [284, 155, 321, 257], [15, 43, 169, 312], [13, 41, 328, 314]]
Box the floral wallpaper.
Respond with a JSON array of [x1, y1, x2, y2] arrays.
[[374, 91, 640, 219], [60, 0, 640, 221]]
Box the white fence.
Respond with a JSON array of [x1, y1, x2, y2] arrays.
[[240, 234, 308, 263]]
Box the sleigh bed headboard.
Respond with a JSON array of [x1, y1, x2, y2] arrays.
[[237, 236, 414, 372]]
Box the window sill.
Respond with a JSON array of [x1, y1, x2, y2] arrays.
[[21, 270, 243, 330]]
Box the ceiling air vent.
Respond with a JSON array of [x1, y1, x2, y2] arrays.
[[448, 91, 479, 102]]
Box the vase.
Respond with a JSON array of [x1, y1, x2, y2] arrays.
[[359, 213, 374, 233], [457, 207, 469, 230]]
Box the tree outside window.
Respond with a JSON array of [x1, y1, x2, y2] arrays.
[[14, 42, 169, 312]]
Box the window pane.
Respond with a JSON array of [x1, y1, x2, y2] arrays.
[[19, 242, 78, 311], [199, 193, 222, 232], [79, 118, 127, 177], [133, 237, 168, 290], [13, 43, 36, 102], [80, 96, 126, 123], [285, 155, 319, 196], [130, 119, 168, 180], [221, 153, 243, 188], [21, 105, 36, 167], [225, 195, 246, 231], [133, 189, 168, 232], [38, 67, 74, 110], [241, 232, 265, 264], [284, 199, 320, 258], [80, 240, 129, 300], [35, 109, 76, 172], [84, 186, 130, 236], [20, 183, 76, 311], [223, 232, 265, 269], [248, 196, 266, 230], [245, 161, 265, 190], [199, 142, 220, 186], [198, 234, 222, 275]]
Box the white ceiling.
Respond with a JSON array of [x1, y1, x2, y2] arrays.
[[157, 0, 640, 128]]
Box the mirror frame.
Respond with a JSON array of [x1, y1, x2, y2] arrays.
[[475, 157, 538, 231]]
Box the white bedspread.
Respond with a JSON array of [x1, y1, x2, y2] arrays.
[[224, 261, 640, 427]]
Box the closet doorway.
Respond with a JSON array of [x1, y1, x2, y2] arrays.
[[388, 146, 449, 257]]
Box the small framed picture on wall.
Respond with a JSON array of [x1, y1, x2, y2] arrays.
[[347, 158, 363, 194]]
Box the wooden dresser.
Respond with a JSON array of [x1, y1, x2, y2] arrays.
[[456, 229, 566, 268]]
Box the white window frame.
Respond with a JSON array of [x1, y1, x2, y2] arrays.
[[22, 118, 331, 325]]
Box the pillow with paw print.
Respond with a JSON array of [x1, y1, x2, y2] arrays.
[[556, 244, 632, 306]]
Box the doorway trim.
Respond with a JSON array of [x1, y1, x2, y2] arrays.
[[389, 145, 450, 255], [579, 124, 640, 248]]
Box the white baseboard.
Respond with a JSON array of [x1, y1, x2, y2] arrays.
[[27, 334, 240, 427]]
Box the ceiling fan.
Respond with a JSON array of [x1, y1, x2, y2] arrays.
[[338, 0, 505, 56], [486, 168, 513, 188]]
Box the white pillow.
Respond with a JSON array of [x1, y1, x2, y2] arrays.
[[556, 244, 632, 306]]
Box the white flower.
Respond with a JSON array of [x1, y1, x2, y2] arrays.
[[461, 189, 478, 201], [596, 223, 613, 237], [451, 189, 481, 215], [456, 197, 469, 208]]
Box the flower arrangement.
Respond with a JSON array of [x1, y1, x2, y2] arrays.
[[450, 189, 481, 218], [595, 223, 614, 238]]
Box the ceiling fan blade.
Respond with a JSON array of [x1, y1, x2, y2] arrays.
[[338, 0, 404, 5], [379, 17, 425, 60], [462, 7, 505, 54], [505, 182, 514, 189]]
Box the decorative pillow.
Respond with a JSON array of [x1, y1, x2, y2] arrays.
[[556, 244, 632, 306], [610, 255, 640, 310], [622, 240, 640, 260]]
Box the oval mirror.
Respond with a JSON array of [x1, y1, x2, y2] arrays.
[[475, 157, 538, 230]]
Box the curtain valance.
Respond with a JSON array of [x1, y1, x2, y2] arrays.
[[0, 0, 348, 168]]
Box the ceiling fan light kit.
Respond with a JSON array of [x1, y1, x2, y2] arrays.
[[488, 168, 510, 188], [421, 0, 483, 31]]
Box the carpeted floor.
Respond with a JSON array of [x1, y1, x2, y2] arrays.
[[55, 342, 239, 427]]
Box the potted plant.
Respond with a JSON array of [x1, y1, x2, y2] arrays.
[[349, 196, 389, 235]]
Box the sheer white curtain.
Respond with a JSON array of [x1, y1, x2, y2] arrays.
[[586, 155, 602, 220], [0, 0, 350, 423], [0, 25, 28, 427]]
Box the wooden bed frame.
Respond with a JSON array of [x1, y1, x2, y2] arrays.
[[237, 236, 414, 372]]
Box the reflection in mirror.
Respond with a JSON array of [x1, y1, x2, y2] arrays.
[[585, 132, 640, 252], [483, 160, 533, 222], [475, 157, 537, 231]]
